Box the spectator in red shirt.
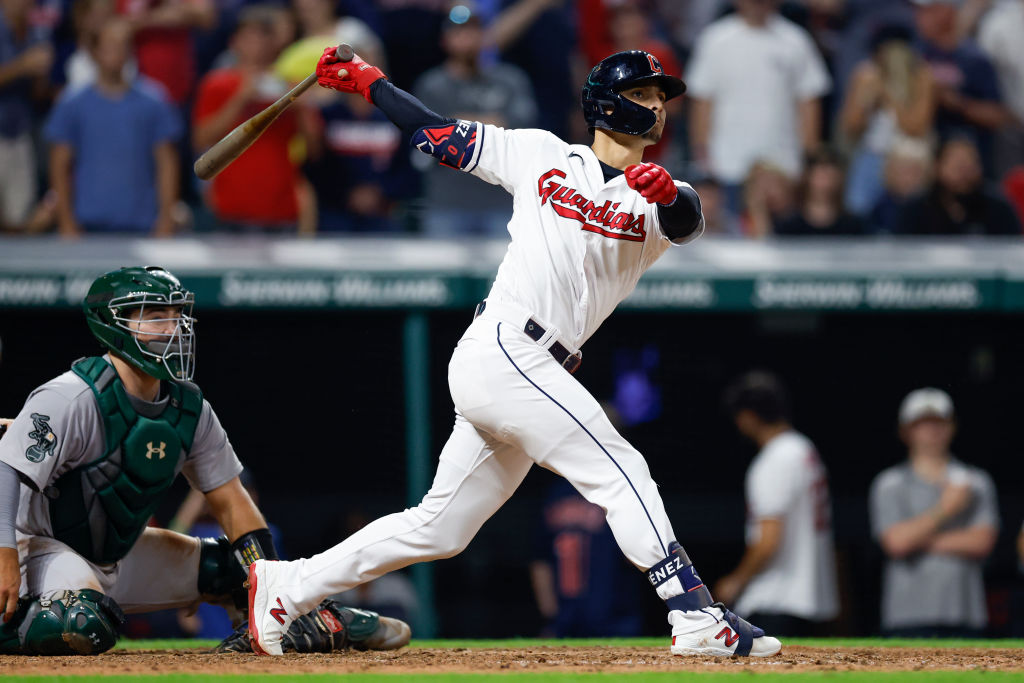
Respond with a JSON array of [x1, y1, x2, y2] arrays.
[[118, 0, 215, 105], [193, 5, 315, 233]]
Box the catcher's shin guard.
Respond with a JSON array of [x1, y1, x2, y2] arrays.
[[0, 590, 125, 655]]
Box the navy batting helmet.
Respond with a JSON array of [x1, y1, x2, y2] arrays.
[[581, 50, 686, 136]]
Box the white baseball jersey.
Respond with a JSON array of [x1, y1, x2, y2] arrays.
[[734, 430, 839, 621], [281, 124, 714, 626], [467, 124, 703, 352]]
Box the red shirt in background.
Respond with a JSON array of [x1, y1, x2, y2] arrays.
[[118, 0, 196, 104], [193, 69, 300, 224]]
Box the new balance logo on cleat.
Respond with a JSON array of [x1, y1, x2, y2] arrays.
[[270, 598, 288, 625], [716, 627, 739, 647]]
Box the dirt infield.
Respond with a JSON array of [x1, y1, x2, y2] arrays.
[[1, 645, 1021, 675]]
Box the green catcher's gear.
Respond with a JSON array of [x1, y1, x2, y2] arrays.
[[0, 590, 124, 655], [83, 266, 197, 381], [48, 357, 202, 564], [213, 600, 411, 653]]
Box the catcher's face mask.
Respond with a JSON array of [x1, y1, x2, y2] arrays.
[[114, 297, 196, 381]]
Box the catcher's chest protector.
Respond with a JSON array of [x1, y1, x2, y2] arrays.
[[49, 356, 202, 564]]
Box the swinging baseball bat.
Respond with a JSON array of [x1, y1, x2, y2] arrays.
[[193, 44, 353, 181]]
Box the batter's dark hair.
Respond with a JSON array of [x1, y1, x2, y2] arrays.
[[723, 371, 791, 423]]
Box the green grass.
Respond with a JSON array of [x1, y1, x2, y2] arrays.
[[113, 637, 1024, 651]]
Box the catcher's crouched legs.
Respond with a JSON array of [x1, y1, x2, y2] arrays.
[[213, 599, 410, 654], [0, 590, 125, 655]]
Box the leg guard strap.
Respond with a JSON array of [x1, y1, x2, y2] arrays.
[[721, 605, 763, 656], [649, 541, 714, 612]]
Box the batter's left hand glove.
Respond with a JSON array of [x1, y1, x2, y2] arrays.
[[316, 46, 386, 103], [625, 163, 678, 205], [212, 599, 411, 654]]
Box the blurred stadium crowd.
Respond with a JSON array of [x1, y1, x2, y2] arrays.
[[1, 0, 1023, 238]]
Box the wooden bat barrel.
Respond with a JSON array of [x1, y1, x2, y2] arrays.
[[193, 44, 353, 181]]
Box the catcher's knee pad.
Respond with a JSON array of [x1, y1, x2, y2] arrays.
[[10, 589, 125, 655]]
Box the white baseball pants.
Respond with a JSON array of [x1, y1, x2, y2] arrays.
[[284, 306, 679, 614]]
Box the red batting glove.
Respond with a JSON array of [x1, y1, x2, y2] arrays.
[[315, 46, 386, 103], [625, 162, 678, 205]]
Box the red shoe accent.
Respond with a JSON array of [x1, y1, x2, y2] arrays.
[[248, 563, 269, 656], [715, 626, 739, 647], [270, 598, 288, 625]]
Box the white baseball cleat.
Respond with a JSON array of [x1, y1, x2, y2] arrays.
[[669, 604, 782, 657], [248, 559, 298, 656]]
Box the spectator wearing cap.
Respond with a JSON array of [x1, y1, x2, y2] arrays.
[[686, 0, 831, 215], [716, 372, 839, 637], [911, 0, 1010, 175], [896, 136, 1020, 235], [869, 388, 999, 638], [412, 4, 537, 237]]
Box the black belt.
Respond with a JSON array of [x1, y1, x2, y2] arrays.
[[474, 301, 582, 374]]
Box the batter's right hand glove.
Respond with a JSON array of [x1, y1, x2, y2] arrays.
[[625, 162, 678, 205], [316, 46, 386, 103]]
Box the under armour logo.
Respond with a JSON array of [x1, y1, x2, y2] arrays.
[[270, 597, 288, 625], [716, 626, 739, 647], [145, 442, 167, 460]]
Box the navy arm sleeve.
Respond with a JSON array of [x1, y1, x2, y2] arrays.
[[369, 80, 454, 137], [657, 185, 703, 241]]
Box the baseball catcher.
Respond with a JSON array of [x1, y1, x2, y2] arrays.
[[0, 266, 410, 655]]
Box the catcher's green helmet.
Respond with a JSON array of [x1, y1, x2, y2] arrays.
[[83, 266, 196, 381]]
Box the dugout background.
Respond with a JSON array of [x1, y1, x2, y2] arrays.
[[2, 306, 1023, 638]]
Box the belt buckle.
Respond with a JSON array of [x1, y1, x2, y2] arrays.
[[562, 353, 582, 374]]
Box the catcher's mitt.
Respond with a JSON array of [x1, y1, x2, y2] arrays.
[[212, 599, 410, 654]]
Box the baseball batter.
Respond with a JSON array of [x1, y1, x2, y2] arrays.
[[0, 266, 409, 655], [247, 48, 781, 657]]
